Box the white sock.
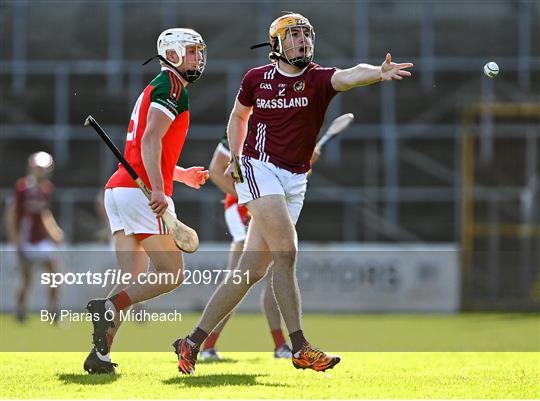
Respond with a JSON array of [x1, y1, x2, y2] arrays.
[[96, 351, 111, 362], [104, 299, 117, 318]]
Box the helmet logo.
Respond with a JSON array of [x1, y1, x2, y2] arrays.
[[293, 80, 305, 92]]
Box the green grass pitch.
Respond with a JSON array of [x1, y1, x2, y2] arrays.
[[0, 313, 538, 399]]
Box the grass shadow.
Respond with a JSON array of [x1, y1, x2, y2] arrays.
[[163, 373, 288, 388], [198, 357, 238, 365], [57, 373, 120, 385], [242, 356, 270, 363]]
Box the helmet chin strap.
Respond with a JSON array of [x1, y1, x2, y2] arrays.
[[271, 51, 310, 69], [288, 58, 311, 68], [268, 51, 289, 64], [142, 55, 189, 84]]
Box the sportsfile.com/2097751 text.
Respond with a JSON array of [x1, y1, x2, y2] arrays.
[[40, 269, 250, 288]]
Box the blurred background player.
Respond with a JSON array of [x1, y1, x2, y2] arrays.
[[5, 151, 63, 323], [83, 27, 209, 374], [174, 12, 412, 374]]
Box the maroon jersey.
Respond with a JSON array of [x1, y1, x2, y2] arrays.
[[13, 177, 54, 243], [237, 62, 338, 173]]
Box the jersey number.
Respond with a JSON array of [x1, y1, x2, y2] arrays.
[[127, 93, 144, 141]]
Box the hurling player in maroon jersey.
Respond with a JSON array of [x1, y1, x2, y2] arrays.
[[6, 152, 63, 323], [174, 12, 413, 374], [196, 131, 321, 361]]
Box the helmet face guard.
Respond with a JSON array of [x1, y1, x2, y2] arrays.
[[156, 28, 207, 82], [269, 13, 315, 68], [276, 26, 314, 68], [181, 43, 207, 83]]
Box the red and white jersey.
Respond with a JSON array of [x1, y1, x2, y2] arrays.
[[106, 66, 190, 196], [237, 62, 338, 173], [13, 177, 54, 243]]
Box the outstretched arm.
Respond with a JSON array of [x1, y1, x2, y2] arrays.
[[331, 53, 413, 92]]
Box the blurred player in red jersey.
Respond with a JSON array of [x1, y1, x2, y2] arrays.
[[199, 130, 321, 361], [174, 12, 413, 374], [83, 28, 209, 374], [5, 151, 63, 323]]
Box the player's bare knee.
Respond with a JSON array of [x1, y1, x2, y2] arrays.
[[156, 278, 181, 294], [152, 264, 184, 291], [248, 265, 268, 283], [163, 280, 181, 293], [272, 249, 297, 269], [173, 268, 185, 289]]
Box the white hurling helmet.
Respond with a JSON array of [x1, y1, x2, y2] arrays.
[[156, 28, 207, 82]]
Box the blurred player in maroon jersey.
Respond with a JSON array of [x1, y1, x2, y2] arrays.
[[174, 12, 412, 374], [83, 28, 209, 374], [5, 151, 63, 323]]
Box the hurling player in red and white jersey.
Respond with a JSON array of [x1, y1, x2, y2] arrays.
[[83, 28, 209, 375], [175, 12, 413, 374], [5, 152, 63, 323]]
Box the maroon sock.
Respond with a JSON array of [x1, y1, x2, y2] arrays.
[[271, 329, 286, 349], [187, 327, 208, 348], [109, 291, 132, 311], [202, 332, 220, 350], [289, 330, 307, 354]]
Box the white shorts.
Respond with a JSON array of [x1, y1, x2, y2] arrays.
[[224, 204, 248, 243], [104, 188, 176, 236], [236, 156, 307, 224], [20, 240, 58, 263]]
